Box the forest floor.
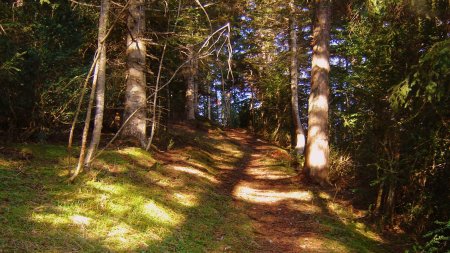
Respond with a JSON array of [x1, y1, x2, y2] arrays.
[[215, 129, 394, 253], [0, 123, 401, 252]]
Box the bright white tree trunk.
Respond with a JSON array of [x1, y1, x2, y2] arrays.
[[123, 0, 147, 147], [85, 0, 109, 166], [289, 0, 306, 155], [305, 0, 331, 185]]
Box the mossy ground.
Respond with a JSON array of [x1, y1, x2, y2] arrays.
[[0, 124, 401, 252], [0, 126, 255, 252]]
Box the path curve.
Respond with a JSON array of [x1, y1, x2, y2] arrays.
[[221, 129, 388, 253]]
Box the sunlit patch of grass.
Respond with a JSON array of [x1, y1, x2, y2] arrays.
[[318, 216, 388, 253], [87, 180, 126, 194], [117, 147, 155, 167], [0, 163, 186, 251], [142, 200, 180, 225], [325, 201, 383, 243], [258, 154, 295, 173], [216, 142, 243, 156], [186, 149, 218, 172], [314, 196, 389, 253], [0, 129, 256, 252], [172, 192, 199, 207], [146, 192, 257, 253], [31, 212, 72, 226], [168, 165, 219, 184]]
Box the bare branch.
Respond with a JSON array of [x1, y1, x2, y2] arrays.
[[194, 0, 212, 32]]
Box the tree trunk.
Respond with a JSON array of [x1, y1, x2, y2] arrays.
[[289, 0, 306, 155], [85, 0, 109, 167], [385, 179, 396, 224], [305, 0, 331, 185], [123, 0, 147, 147], [224, 90, 231, 127], [207, 84, 211, 120], [186, 73, 195, 120], [374, 180, 384, 217], [250, 85, 255, 131], [194, 82, 199, 115], [70, 52, 100, 181], [185, 45, 196, 120]]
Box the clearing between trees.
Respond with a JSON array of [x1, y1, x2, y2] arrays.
[[1, 124, 402, 252]]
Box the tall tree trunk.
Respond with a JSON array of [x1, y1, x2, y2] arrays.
[[194, 82, 199, 115], [305, 0, 331, 185], [249, 85, 254, 131], [220, 70, 231, 127], [385, 179, 396, 224], [374, 180, 384, 216], [185, 45, 196, 120], [207, 84, 211, 120], [85, 0, 109, 167], [123, 0, 147, 147], [289, 0, 306, 155], [167, 87, 171, 122], [225, 90, 231, 127]]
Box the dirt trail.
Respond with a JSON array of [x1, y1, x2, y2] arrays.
[[221, 129, 389, 253]]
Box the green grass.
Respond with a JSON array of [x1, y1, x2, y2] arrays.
[[0, 127, 399, 252], [0, 132, 256, 252], [311, 191, 392, 253]]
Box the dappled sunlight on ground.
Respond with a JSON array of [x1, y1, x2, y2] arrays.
[[104, 223, 151, 250], [325, 201, 384, 243], [0, 126, 259, 252], [226, 130, 391, 253], [71, 214, 92, 225], [171, 192, 199, 207], [0, 126, 393, 252], [296, 236, 329, 252], [289, 202, 322, 214], [25, 176, 187, 251], [168, 165, 219, 184], [233, 183, 313, 204], [246, 166, 293, 180], [88, 180, 126, 194], [142, 201, 179, 224]]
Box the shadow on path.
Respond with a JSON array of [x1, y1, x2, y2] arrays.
[[222, 130, 393, 253]]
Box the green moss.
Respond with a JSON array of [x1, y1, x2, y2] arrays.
[[0, 134, 255, 252]]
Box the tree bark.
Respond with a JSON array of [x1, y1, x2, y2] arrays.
[[185, 45, 196, 120], [85, 0, 109, 167], [70, 52, 100, 182], [305, 0, 331, 185], [194, 82, 199, 115], [207, 84, 212, 120], [289, 0, 306, 155], [123, 0, 147, 147], [224, 90, 231, 127]]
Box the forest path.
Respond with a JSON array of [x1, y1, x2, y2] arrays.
[[220, 129, 390, 253]]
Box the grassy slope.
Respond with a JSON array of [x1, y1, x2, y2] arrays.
[[0, 126, 256, 252], [0, 124, 400, 252]]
